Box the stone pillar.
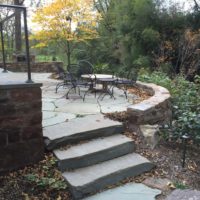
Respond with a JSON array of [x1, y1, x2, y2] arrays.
[[0, 83, 44, 174]]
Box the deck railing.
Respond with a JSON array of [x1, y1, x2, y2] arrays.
[[0, 4, 33, 83]]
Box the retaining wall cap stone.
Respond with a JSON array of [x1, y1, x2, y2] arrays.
[[128, 81, 171, 113]]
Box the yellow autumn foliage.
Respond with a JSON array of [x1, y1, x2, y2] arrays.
[[32, 0, 100, 47]]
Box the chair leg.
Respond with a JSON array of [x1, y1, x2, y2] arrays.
[[78, 87, 81, 96], [83, 88, 91, 102], [111, 85, 115, 96], [66, 86, 76, 99], [124, 85, 128, 99], [124, 90, 128, 99], [56, 82, 64, 93]]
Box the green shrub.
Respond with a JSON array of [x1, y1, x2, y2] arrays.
[[133, 56, 151, 68], [139, 71, 200, 143], [141, 28, 160, 50]]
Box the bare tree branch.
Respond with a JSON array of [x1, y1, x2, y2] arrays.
[[193, 0, 200, 11]]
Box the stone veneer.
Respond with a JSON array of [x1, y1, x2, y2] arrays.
[[0, 83, 44, 174], [127, 81, 172, 125], [0, 62, 63, 73]]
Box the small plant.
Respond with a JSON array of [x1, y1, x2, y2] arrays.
[[174, 181, 188, 190], [24, 155, 67, 190], [25, 174, 67, 190]]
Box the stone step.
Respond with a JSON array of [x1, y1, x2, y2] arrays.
[[62, 153, 155, 199], [54, 134, 135, 171], [43, 114, 124, 150]]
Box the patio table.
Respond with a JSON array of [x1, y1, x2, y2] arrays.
[[81, 74, 116, 99]]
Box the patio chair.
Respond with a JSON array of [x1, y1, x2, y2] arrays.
[[78, 60, 98, 99], [66, 62, 96, 101], [78, 60, 94, 75], [114, 67, 137, 99], [55, 65, 72, 93]]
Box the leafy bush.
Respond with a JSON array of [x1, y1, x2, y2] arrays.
[[139, 71, 200, 143], [133, 56, 151, 69], [141, 28, 160, 50]]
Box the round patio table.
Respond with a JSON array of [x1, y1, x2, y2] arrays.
[[81, 74, 114, 80], [81, 74, 116, 99]]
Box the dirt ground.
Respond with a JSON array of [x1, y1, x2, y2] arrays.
[[131, 133, 200, 199]]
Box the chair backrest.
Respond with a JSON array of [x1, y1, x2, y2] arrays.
[[67, 63, 81, 79], [78, 60, 94, 75], [55, 65, 66, 79], [127, 67, 138, 82], [115, 67, 129, 80]]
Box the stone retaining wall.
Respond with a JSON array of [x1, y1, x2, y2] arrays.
[[127, 81, 172, 125], [0, 62, 63, 73], [0, 83, 44, 174]]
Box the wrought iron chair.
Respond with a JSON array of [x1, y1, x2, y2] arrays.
[[78, 60, 94, 74], [55, 65, 72, 93], [78, 60, 97, 100], [66, 62, 96, 101], [114, 67, 137, 99]]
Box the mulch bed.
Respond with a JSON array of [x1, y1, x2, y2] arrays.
[[0, 154, 71, 200], [127, 86, 152, 103]]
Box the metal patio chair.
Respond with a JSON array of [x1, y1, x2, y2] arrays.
[[114, 68, 137, 99], [55, 65, 72, 93], [66, 62, 96, 101]]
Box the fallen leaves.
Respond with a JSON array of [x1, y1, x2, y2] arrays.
[[187, 160, 198, 172], [123, 129, 200, 196], [104, 111, 129, 122], [167, 182, 176, 189], [0, 153, 71, 200], [127, 86, 152, 103]]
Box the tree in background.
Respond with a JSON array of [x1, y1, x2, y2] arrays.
[[32, 0, 99, 68], [90, 0, 159, 75], [87, 0, 200, 79]]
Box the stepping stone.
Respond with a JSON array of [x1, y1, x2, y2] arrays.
[[54, 134, 135, 171], [62, 153, 155, 199], [84, 183, 161, 200], [43, 114, 124, 150], [165, 189, 200, 200], [143, 177, 171, 191]]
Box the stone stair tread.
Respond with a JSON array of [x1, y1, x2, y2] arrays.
[[44, 114, 122, 141], [43, 114, 124, 150], [62, 153, 154, 187], [54, 134, 133, 160]]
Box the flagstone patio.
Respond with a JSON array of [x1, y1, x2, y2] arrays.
[[5, 72, 139, 128], [0, 69, 140, 128]]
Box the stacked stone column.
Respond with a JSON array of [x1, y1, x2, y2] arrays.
[[0, 83, 44, 174]]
